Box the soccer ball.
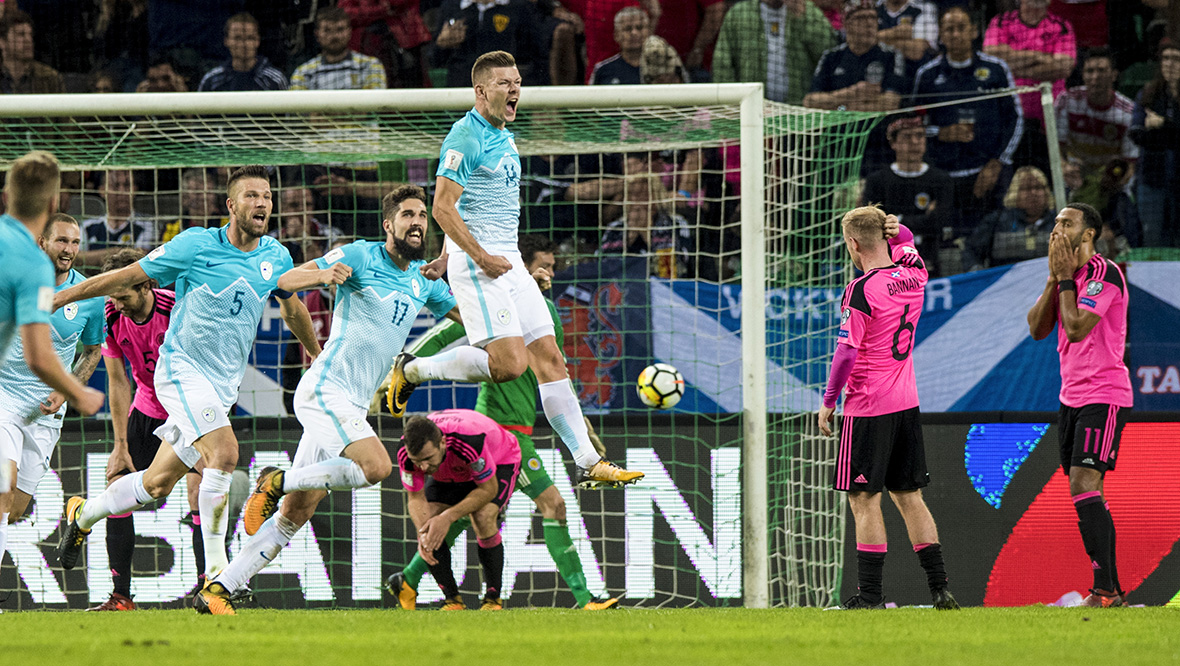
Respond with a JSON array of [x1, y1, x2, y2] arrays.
[[636, 363, 684, 409]]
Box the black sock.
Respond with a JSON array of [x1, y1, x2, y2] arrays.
[[915, 543, 948, 593], [478, 543, 505, 600], [106, 513, 136, 597], [856, 549, 886, 604], [427, 545, 460, 599], [1074, 495, 1115, 591], [1106, 503, 1122, 594], [190, 513, 205, 584]]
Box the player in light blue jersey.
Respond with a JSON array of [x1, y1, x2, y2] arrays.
[[0, 215, 104, 536], [54, 166, 323, 589], [387, 50, 643, 489], [0, 153, 104, 567], [194, 185, 460, 614]]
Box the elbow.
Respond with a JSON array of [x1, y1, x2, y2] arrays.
[[1065, 330, 1087, 344]]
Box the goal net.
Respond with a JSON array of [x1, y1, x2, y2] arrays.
[[0, 86, 878, 609]]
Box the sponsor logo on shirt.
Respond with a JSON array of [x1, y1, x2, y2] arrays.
[[1086, 280, 1103, 296], [260, 261, 273, 281], [443, 149, 463, 172], [1080, 297, 1097, 308], [148, 246, 165, 260], [37, 286, 53, 312], [838, 330, 850, 338]]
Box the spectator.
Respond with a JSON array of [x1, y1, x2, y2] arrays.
[[18, 0, 92, 74], [435, 0, 544, 87], [912, 6, 1022, 233], [197, 13, 288, 92], [713, 0, 836, 105], [598, 171, 694, 278], [876, 0, 939, 65], [271, 187, 344, 265], [860, 116, 953, 274], [1054, 47, 1138, 189], [338, 0, 431, 88], [291, 7, 387, 90], [803, 1, 904, 112], [94, 0, 149, 91], [963, 166, 1055, 270], [79, 170, 156, 267], [654, 0, 726, 81], [136, 56, 188, 92], [0, 10, 63, 94], [531, 0, 584, 86], [161, 168, 228, 242], [1128, 39, 1180, 248], [589, 6, 650, 85], [89, 69, 119, 93], [147, 0, 236, 71], [1049, 0, 1106, 50], [578, 0, 661, 82], [983, 0, 1076, 175]]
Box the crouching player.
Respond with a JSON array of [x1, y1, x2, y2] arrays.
[[399, 409, 521, 610]]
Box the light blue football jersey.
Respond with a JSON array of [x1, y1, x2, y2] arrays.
[[139, 226, 294, 406], [0, 214, 54, 371], [311, 240, 456, 408], [436, 107, 522, 254], [0, 269, 105, 426]]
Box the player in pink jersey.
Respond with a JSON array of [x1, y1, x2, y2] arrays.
[[95, 248, 205, 610], [819, 206, 958, 610], [1027, 202, 1132, 608], [397, 409, 522, 610]]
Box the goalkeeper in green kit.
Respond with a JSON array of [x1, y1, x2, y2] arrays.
[[378, 234, 618, 611]]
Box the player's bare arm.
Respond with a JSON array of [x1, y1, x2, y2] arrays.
[[443, 306, 463, 325], [41, 343, 102, 414], [406, 489, 441, 565], [19, 323, 104, 415], [433, 176, 511, 278], [276, 260, 352, 293], [103, 355, 135, 482], [53, 262, 149, 310], [1048, 232, 1101, 342], [818, 405, 836, 437], [420, 474, 497, 554], [278, 293, 323, 359]]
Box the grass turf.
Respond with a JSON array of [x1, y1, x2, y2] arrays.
[[1, 607, 1176, 665]]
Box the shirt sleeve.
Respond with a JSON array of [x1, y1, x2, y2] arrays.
[[981, 17, 1005, 49], [139, 228, 201, 288], [80, 297, 106, 346], [838, 283, 870, 350], [1049, 22, 1076, 57], [271, 246, 297, 299], [1076, 277, 1119, 318], [397, 447, 425, 492], [314, 241, 368, 289], [436, 125, 481, 188], [14, 259, 54, 328], [102, 305, 123, 359], [425, 277, 458, 318]]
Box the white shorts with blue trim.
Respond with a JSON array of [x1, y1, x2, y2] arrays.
[[0, 407, 61, 495], [153, 363, 232, 468], [291, 369, 376, 469], [446, 248, 555, 346]]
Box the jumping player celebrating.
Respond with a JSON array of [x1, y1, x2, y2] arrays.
[[398, 409, 522, 611], [1026, 202, 1132, 607], [385, 49, 642, 489], [819, 206, 958, 610]]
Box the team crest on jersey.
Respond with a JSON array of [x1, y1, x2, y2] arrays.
[[412, 279, 421, 298], [497, 309, 511, 325], [865, 62, 884, 83], [260, 261, 273, 281], [148, 246, 165, 260], [472, 457, 487, 473], [841, 307, 851, 326], [915, 192, 931, 210], [63, 303, 78, 321], [493, 13, 509, 32], [975, 67, 990, 81], [201, 407, 216, 423], [528, 458, 541, 471], [1086, 280, 1103, 296]]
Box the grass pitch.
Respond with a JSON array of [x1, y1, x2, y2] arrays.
[[2, 607, 1176, 666]]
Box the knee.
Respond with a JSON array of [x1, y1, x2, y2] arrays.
[[142, 474, 177, 499], [489, 355, 526, 383]]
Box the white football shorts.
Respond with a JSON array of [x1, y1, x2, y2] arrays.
[[446, 249, 555, 346], [153, 362, 232, 468], [0, 407, 62, 495], [291, 370, 377, 469]]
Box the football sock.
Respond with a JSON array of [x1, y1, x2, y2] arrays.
[[544, 518, 592, 606], [189, 512, 206, 583], [1074, 492, 1115, 591], [1106, 502, 1122, 594], [199, 469, 234, 577], [79, 471, 153, 530], [407, 347, 492, 383], [428, 544, 460, 599], [282, 458, 370, 493], [214, 513, 300, 593], [0, 513, 8, 567], [107, 512, 136, 597], [477, 534, 504, 600], [539, 380, 600, 468], [856, 543, 887, 603], [914, 542, 948, 593], [403, 518, 469, 590]]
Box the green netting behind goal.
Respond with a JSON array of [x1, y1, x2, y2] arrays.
[[0, 92, 879, 610]]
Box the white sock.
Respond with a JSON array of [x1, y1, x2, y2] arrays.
[[406, 346, 492, 383], [198, 469, 234, 577], [0, 513, 8, 565], [79, 471, 153, 529], [282, 458, 370, 493], [215, 513, 300, 593], [539, 379, 600, 468]]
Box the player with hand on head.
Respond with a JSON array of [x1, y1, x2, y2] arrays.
[[54, 166, 322, 598], [93, 248, 206, 611], [382, 234, 618, 611], [385, 49, 643, 490], [398, 409, 522, 611], [819, 206, 958, 610], [0, 212, 105, 583], [1026, 202, 1132, 608], [195, 185, 460, 614]]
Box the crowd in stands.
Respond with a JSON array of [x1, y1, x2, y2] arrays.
[[0, 0, 1177, 285]]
